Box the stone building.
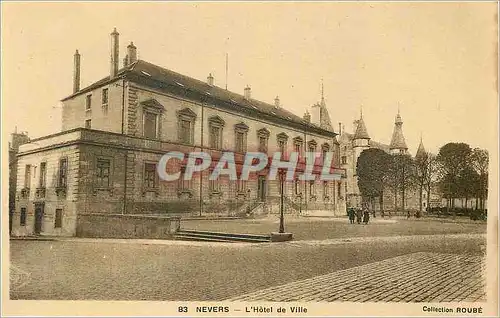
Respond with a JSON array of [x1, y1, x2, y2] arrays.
[[9, 129, 30, 233], [339, 110, 426, 212], [11, 28, 346, 237]]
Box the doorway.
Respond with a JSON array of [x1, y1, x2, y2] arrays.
[[34, 204, 44, 235]]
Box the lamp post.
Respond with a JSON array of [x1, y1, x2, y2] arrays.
[[279, 168, 285, 233]]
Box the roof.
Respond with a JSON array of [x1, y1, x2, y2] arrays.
[[62, 60, 336, 138], [340, 132, 389, 152], [389, 124, 408, 150], [353, 117, 370, 140], [415, 140, 427, 158]]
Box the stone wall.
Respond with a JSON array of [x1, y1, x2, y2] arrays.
[[76, 213, 180, 239]]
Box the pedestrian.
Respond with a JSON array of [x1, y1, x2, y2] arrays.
[[356, 208, 362, 224], [348, 207, 355, 224], [363, 207, 370, 224]]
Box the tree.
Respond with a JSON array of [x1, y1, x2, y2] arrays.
[[424, 153, 438, 212], [470, 148, 489, 210], [436, 143, 472, 217], [356, 148, 392, 215], [387, 154, 416, 213], [415, 150, 429, 215]]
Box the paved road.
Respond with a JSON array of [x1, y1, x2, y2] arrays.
[[10, 233, 485, 301], [229, 252, 485, 302]]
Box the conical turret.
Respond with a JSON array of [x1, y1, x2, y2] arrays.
[[415, 136, 426, 159], [389, 109, 408, 154], [353, 108, 370, 140]]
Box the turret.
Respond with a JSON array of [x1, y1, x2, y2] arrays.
[[389, 109, 408, 154]]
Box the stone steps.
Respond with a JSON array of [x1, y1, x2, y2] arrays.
[[174, 229, 271, 243]]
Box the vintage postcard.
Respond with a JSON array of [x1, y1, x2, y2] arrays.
[[2, 1, 498, 317]]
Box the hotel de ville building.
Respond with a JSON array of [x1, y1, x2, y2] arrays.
[[11, 29, 349, 237]]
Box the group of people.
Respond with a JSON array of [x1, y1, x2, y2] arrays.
[[347, 205, 371, 224]]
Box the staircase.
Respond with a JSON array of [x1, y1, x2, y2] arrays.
[[174, 229, 271, 243]]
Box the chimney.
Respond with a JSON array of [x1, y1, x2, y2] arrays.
[[274, 96, 280, 108], [303, 110, 311, 122], [123, 55, 129, 68], [207, 73, 214, 86], [127, 41, 137, 64], [110, 28, 119, 78], [73, 50, 81, 93], [338, 122, 342, 135], [244, 86, 251, 100]]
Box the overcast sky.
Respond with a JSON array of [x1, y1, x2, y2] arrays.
[[2, 2, 497, 153]]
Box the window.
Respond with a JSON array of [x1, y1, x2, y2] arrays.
[[208, 116, 225, 150], [177, 108, 196, 145], [144, 163, 157, 189], [96, 159, 111, 188], [338, 181, 342, 198], [235, 131, 245, 153], [277, 133, 288, 159], [234, 123, 249, 153], [322, 144, 330, 159], [236, 180, 246, 193], [210, 125, 222, 149], [309, 180, 316, 197], [180, 119, 192, 144], [102, 88, 109, 104], [178, 167, 191, 191], [294, 178, 300, 195], [85, 94, 92, 110], [209, 179, 220, 193], [54, 209, 63, 229], [24, 164, 31, 189], [257, 128, 270, 153], [20, 208, 27, 226], [323, 181, 329, 198], [143, 111, 158, 139], [39, 162, 46, 188], [256, 136, 266, 153], [308, 140, 317, 153], [85, 119, 92, 129], [341, 156, 347, 164], [293, 137, 303, 158]]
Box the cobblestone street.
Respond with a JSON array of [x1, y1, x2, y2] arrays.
[[229, 252, 486, 302], [10, 223, 486, 301]]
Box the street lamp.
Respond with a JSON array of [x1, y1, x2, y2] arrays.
[[279, 168, 286, 233]]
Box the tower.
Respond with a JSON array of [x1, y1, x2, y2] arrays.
[[310, 81, 334, 131], [389, 109, 408, 154], [415, 135, 427, 160], [352, 108, 370, 160], [351, 109, 370, 207]]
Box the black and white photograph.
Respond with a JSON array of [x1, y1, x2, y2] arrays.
[[2, 1, 498, 317]]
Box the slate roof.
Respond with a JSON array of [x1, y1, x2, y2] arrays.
[[341, 132, 390, 153], [415, 140, 427, 158], [62, 60, 336, 138], [389, 114, 408, 150], [353, 117, 370, 140]]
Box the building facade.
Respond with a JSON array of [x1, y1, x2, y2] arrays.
[[339, 111, 425, 212], [11, 28, 347, 237]]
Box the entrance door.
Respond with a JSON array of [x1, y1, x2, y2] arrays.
[[257, 176, 267, 202], [34, 204, 44, 235]]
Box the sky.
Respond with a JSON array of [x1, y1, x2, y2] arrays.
[[2, 1, 498, 154]]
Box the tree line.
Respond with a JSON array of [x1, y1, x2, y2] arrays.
[[356, 142, 488, 217]]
